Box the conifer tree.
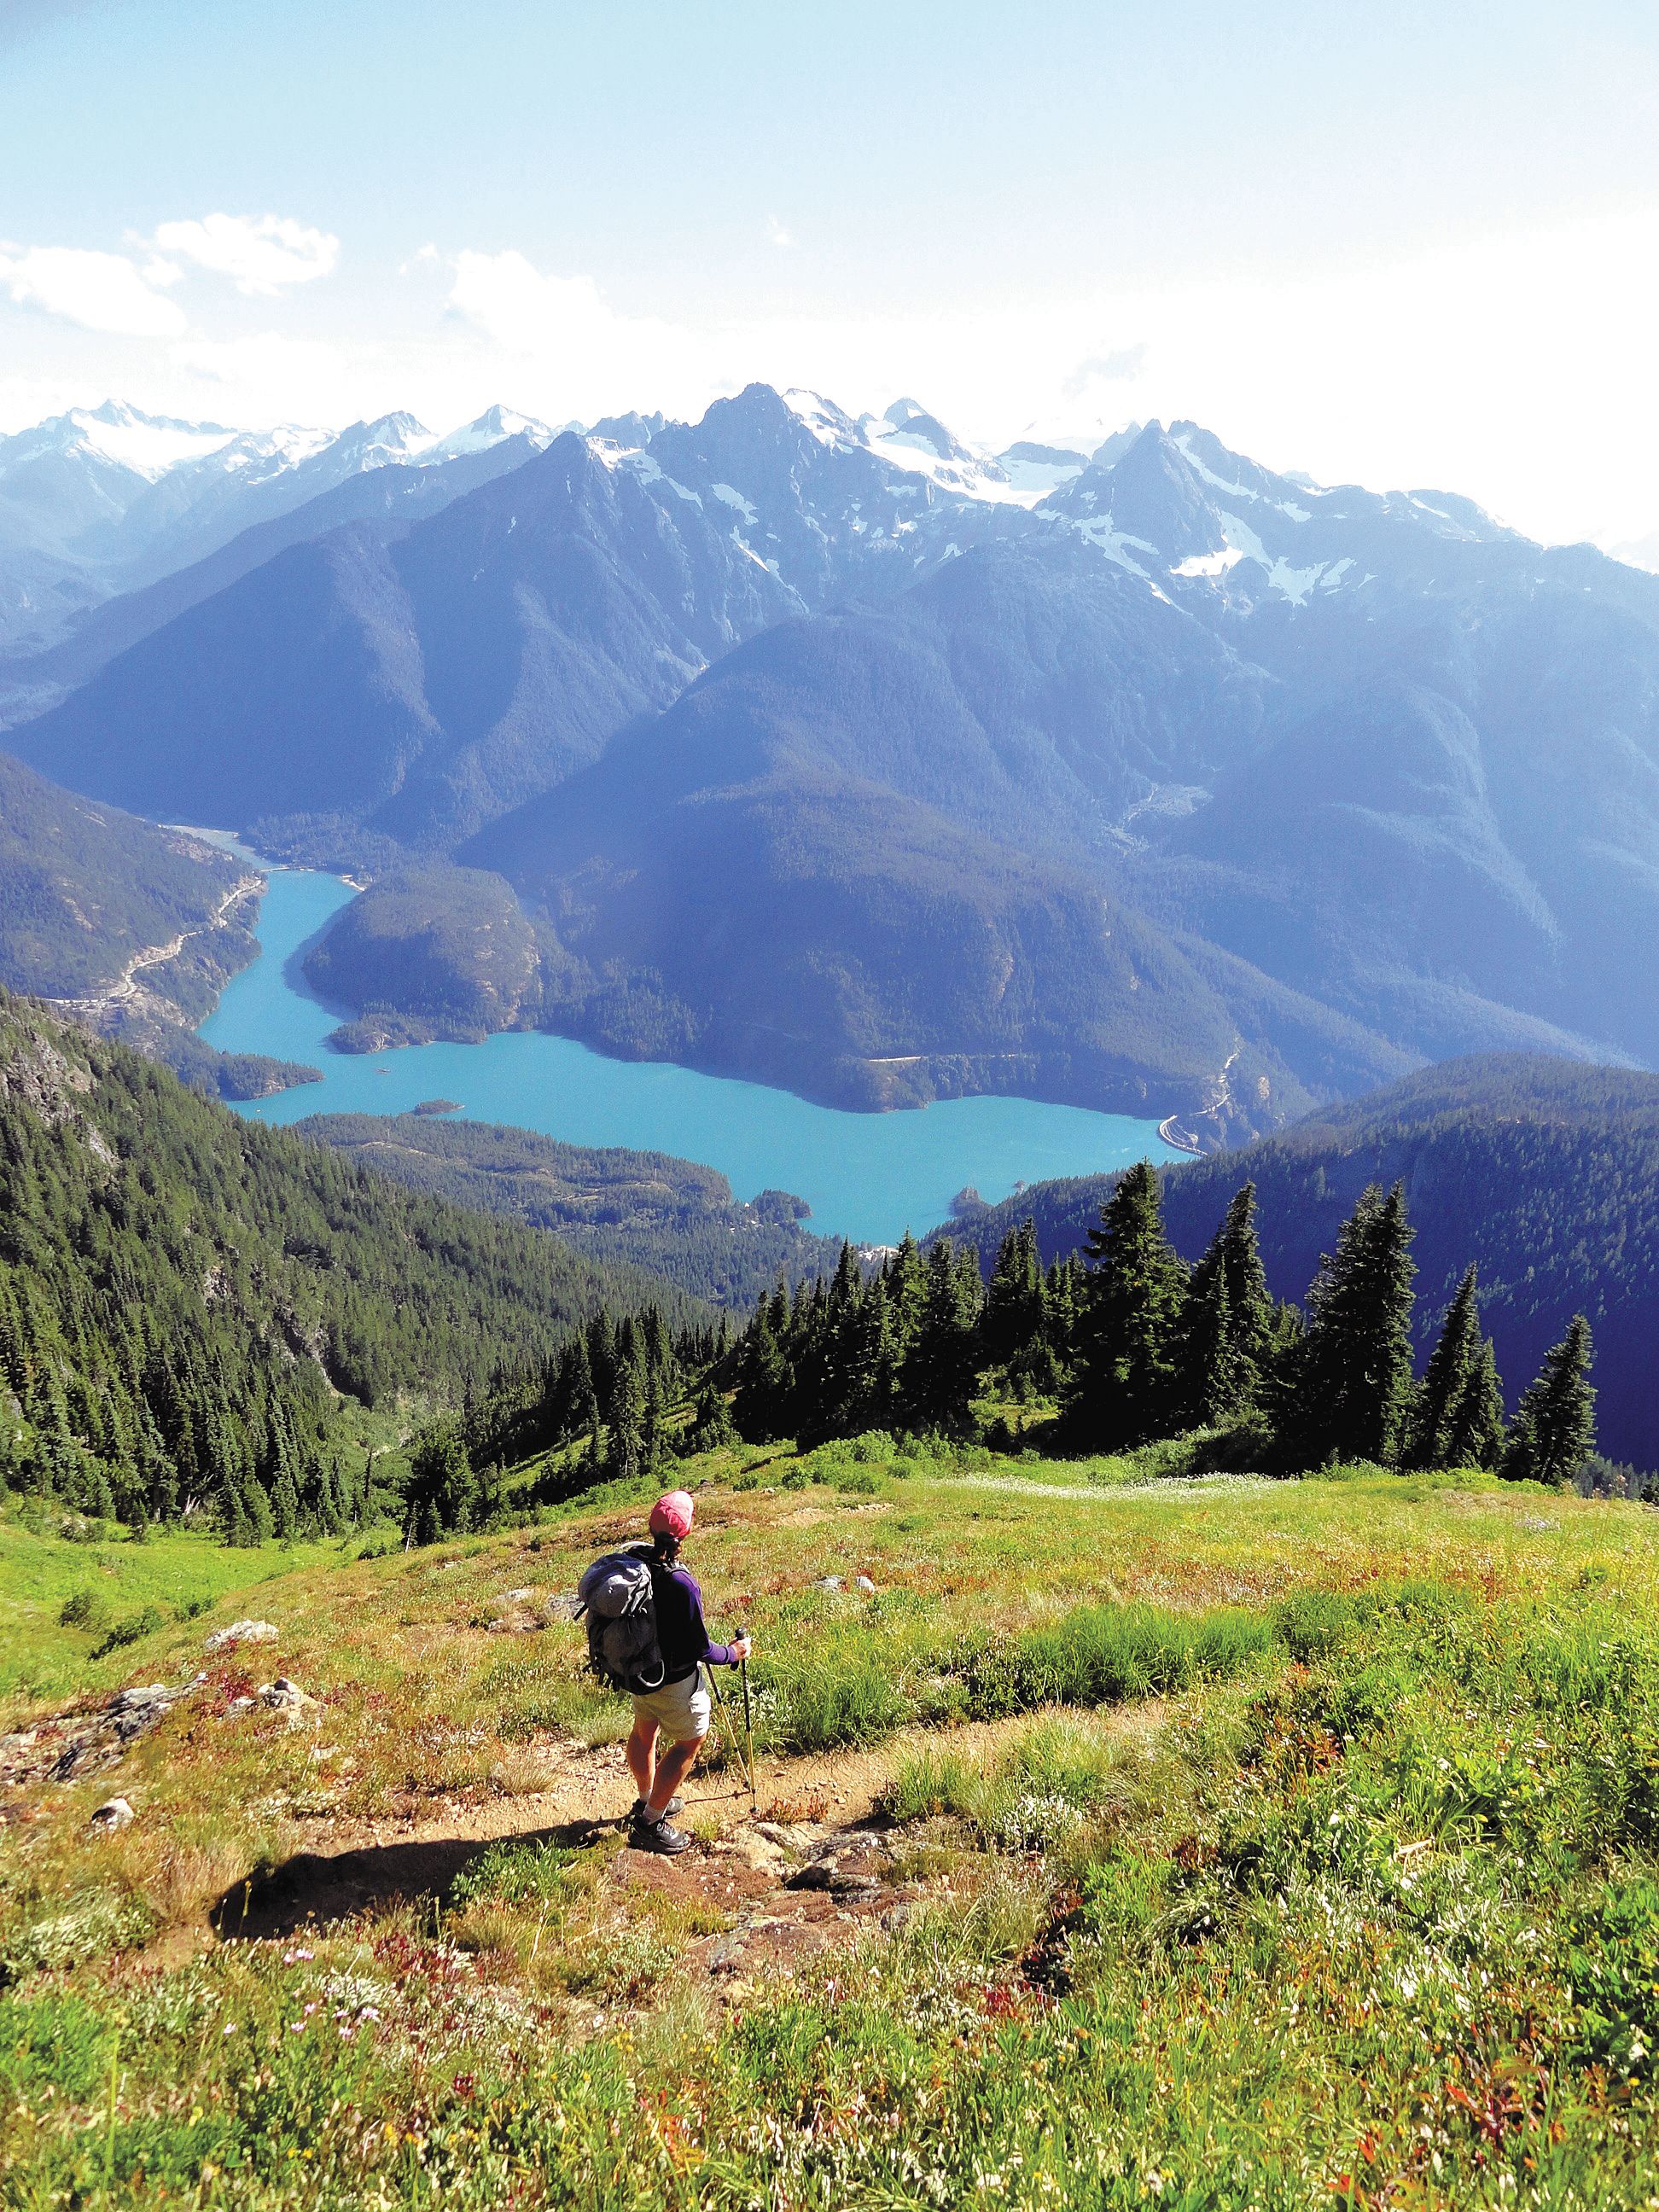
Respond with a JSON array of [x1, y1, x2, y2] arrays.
[[884, 1232, 927, 1353], [270, 1460, 300, 1542], [685, 1380, 737, 1452], [405, 1423, 477, 1539], [1216, 1184, 1275, 1395], [1177, 1255, 1247, 1427], [1284, 1184, 1417, 1466], [1408, 1266, 1504, 1470], [1503, 1317, 1596, 1486], [642, 1370, 664, 1476], [733, 1297, 790, 1442], [605, 1365, 646, 1485], [901, 1237, 981, 1435], [1065, 1162, 1188, 1448], [1451, 1338, 1508, 1471]]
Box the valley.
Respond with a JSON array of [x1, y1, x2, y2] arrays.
[[9, 15, 1659, 2207], [196, 856, 1185, 1246], [17, 387, 1659, 1155]]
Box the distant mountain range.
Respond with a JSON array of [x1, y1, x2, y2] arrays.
[[0, 397, 560, 670], [6, 384, 1659, 1138]]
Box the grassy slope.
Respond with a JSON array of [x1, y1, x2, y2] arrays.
[[0, 1516, 364, 1708], [3, 1445, 1657, 2206]]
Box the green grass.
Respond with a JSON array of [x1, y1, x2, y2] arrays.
[[0, 1511, 354, 1711], [2, 1446, 1657, 2205]]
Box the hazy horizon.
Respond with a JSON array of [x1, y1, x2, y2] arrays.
[[4, 2, 1659, 553]]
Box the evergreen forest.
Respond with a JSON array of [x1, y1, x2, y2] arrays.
[[0, 990, 705, 1542]]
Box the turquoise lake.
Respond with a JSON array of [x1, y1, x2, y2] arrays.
[[197, 861, 1184, 1246]]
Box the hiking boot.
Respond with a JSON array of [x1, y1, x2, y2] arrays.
[[629, 1795, 683, 1821], [631, 1811, 692, 1855]]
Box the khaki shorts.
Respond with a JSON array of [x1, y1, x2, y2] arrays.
[[632, 1670, 711, 1745]]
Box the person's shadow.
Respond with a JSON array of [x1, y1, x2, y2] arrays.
[[210, 1814, 611, 1941]]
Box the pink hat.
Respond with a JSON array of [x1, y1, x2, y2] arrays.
[[649, 1490, 696, 1541]]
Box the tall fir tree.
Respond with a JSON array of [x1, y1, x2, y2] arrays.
[[1176, 1255, 1247, 1428], [1450, 1337, 1509, 1471], [1215, 1183, 1275, 1400], [1502, 1317, 1596, 1486], [1408, 1266, 1505, 1470], [1284, 1184, 1417, 1466], [732, 1294, 791, 1443], [900, 1238, 982, 1435], [1064, 1162, 1189, 1449]]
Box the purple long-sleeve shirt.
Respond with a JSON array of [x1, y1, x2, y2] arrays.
[[653, 1559, 736, 1682]]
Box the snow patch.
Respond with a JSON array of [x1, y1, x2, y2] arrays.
[[67, 405, 238, 480], [1173, 430, 1319, 522], [1068, 513, 1159, 579], [782, 389, 864, 451], [997, 451, 1087, 496], [710, 481, 759, 523], [1173, 546, 1244, 579], [864, 425, 1039, 506]]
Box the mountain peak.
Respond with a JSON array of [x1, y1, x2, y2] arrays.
[[329, 412, 435, 469], [428, 405, 554, 462], [780, 388, 867, 451], [19, 401, 242, 482], [876, 398, 975, 464]]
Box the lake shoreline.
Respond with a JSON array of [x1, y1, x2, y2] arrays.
[[193, 857, 1185, 1245]]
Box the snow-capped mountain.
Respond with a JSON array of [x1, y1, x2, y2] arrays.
[[0, 398, 559, 656], [1034, 418, 1522, 607], [428, 405, 556, 462], [15, 378, 1659, 1180]]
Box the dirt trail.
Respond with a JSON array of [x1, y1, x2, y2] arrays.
[[209, 1703, 1166, 1974]]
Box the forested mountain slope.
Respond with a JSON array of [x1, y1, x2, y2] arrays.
[[10, 428, 800, 851], [0, 750, 253, 1010], [947, 1054, 1659, 1462], [0, 991, 706, 1531], [296, 1112, 840, 1307], [466, 723, 1406, 1122], [0, 431, 545, 728]]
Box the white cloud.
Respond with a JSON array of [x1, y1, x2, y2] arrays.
[[0, 244, 187, 335], [169, 331, 354, 422], [765, 214, 796, 249], [150, 213, 339, 295], [1062, 345, 1147, 397], [445, 249, 714, 418]]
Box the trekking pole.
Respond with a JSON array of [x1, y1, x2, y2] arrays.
[[740, 1655, 758, 1817], [707, 1662, 758, 1815], [707, 1666, 738, 1795]]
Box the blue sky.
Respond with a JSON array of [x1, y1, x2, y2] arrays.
[[4, 0, 1659, 544]]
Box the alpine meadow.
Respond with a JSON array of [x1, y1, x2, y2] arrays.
[[3, 8, 1659, 2209]]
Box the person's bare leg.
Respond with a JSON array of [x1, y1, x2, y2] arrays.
[[645, 1732, 703, 1817], [626, 1715, 658, 1807]]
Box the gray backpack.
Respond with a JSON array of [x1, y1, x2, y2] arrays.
[[577, 1547, 667, 1694]]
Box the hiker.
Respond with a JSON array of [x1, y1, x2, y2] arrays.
[[624, 1490, 750, 1855]]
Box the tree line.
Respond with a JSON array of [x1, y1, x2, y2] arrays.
[[407, 1163, 1603, 1545], [717, 1166, 1596, 1484]]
